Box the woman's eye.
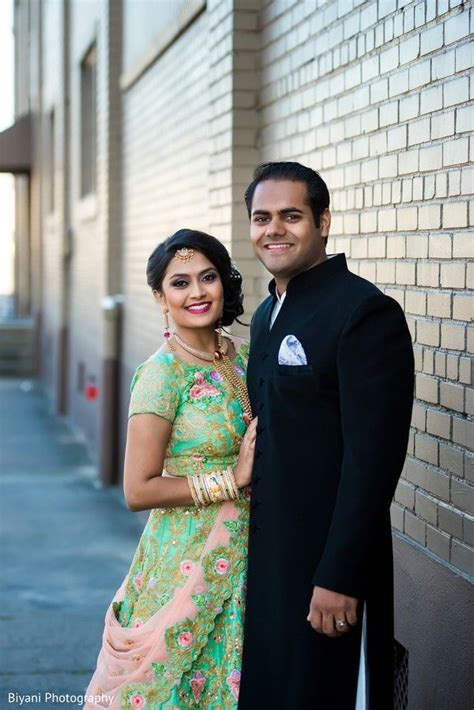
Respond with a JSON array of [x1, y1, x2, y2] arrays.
[[203, 273, 217, 282], [172, 280, 188, 288]]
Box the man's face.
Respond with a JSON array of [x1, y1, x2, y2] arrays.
[[249, 180, 331, 291]]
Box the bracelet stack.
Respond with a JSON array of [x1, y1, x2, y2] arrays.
[[188, 469, 239, 508]]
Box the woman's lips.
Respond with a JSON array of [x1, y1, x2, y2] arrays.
[[185, 302, 212, 314]]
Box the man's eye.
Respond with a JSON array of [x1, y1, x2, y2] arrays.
[[254, 216, 268, 223], [286, 214, 299, 221]]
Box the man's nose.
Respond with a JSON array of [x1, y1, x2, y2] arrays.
[[265, 216, 286, 237]]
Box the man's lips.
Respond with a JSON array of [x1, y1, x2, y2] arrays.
[[185, 302, 212, 314], [263, 243, 293, 252]]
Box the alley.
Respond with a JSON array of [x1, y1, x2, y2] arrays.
[[1, 379, 145, 709]]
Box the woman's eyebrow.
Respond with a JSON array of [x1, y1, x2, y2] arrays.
[[167, 268, 216, 280]]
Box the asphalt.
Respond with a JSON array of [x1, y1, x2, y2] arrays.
[[0, 379, 147, 709]]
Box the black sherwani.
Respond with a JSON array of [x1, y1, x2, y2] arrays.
[[239, 254, 414, 710]]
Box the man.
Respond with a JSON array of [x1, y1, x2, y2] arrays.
[[238, 162, 414, 709]]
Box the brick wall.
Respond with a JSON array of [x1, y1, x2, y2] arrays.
[[121, 7, 211, 371], [256, 0, 473, 577], [22, 0, 472, 573]]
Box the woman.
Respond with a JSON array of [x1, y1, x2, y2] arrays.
[[84, 229, 257, 709]]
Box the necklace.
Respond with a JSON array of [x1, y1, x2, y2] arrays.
[[173, 331, 253, 423]]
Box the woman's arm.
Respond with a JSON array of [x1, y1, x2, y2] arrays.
[[123, 414, 258, 512]]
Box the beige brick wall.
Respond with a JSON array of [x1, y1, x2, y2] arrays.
[[121, 7, 211, 371], [24, 0, 473, 574], [255, 0, 473, 577]]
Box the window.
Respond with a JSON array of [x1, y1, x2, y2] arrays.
[[48, 109, 55, 213], [80, 44, 97, 197]]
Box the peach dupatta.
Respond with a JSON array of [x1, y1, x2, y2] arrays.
[[83, 499, 246, 709]]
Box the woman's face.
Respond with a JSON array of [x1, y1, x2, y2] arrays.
[[156, 250, 224, 333]]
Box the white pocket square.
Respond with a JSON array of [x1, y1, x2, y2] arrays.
[[278, 335, 308, 365]]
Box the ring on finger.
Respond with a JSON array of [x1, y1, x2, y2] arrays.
[[335, 619, 347, 631]]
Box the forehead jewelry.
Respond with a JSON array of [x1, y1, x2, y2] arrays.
[[174, 247, 194, 262]]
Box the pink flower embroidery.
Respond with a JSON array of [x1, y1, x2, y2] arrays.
[[226, 669, 241, 700], [190, 670, 206, 702], [214, 557, 230, 575], [129, 693, 146, 708], [210, 370, 223, 382], [191, 453, 205, 461], [189, 372, 220, 400], [177, 631, 194, 648], [233, 364, 244, 377], [180, 560, 194, 576], [132, 572, 143, 592]]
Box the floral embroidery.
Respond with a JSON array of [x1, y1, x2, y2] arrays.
[[189, 670, 206, 703], [132, 618, 144, 628], [132, 572, 143, 592], [189, 372, 220, 400], [226, 669, 241, 700], [180, 560, 194, 576], [177, 631, 194, 648], [214, 557, 230, 575], [129, 693, 146, 708], [233, 364, 244, 377], [209, 370, 223, 382]]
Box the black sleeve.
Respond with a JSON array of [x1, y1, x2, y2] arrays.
[[312, 293, 414, 598]]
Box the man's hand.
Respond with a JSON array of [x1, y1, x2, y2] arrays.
[[307, 586, 358, 638]]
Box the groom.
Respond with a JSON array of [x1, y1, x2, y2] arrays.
[[239, 162, 414, 709]]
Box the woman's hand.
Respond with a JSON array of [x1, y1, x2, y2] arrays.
[[234, 417, 258, 489]]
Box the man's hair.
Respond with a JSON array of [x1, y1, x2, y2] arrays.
[[244, 161, 330, 227]]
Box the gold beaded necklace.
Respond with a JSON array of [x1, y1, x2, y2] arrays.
[[173, 330, 253, 423]]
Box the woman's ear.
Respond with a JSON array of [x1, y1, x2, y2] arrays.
[[152, 290, 163, 306]]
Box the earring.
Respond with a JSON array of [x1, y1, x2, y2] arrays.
[[216, 317, 224, 355], [162, 307, 175, 350]]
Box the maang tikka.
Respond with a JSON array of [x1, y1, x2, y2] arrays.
[[174, 247, 194, 262]]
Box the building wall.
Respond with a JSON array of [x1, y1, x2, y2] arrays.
[[121, 7, 211, 371], [15, 1, 472, 704], [256, 0, 473, 582]]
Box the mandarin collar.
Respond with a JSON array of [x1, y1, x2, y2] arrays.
[[268, 253, 348, 297]]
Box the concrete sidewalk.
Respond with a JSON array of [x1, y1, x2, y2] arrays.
[[0, 379, 146, 709]]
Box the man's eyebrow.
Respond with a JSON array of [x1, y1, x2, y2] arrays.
[[167, 268, 216, 280], [251, 207, 305, 216]]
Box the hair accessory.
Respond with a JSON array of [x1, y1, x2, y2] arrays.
[[174, 247, 194, 262], [230, 261, 241, 279]]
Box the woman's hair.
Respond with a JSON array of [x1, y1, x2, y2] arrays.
[[146, 229, 244, 327]]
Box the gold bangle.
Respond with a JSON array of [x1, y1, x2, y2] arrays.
[[188, 476, 200, 507], [206, 472, 226, 503], [225, 467, 239, 499], [196, 475, 210, 506], [222, 469, 238, 500]]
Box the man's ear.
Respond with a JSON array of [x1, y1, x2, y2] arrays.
[[319, 208, 331, 237]]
